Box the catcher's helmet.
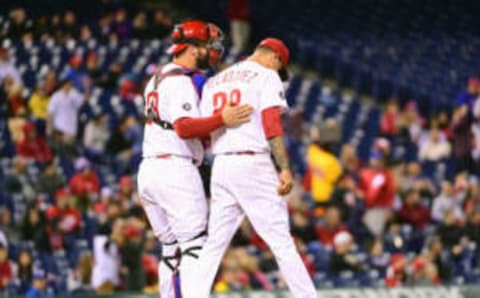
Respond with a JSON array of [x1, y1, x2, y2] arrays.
[[167, 20, 224, 58]]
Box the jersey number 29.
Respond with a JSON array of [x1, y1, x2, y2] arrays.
[[213, 89, 242, 114]]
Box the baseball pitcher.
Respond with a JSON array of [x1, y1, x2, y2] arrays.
[[195, 38, 317, 297]]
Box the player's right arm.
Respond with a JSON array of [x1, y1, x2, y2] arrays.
[[167, 76, 252, 139], [174, 102, 252, 139]]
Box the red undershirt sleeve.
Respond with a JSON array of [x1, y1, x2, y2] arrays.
[[174, 114, 224, 139], [262, 106, 284, 139]]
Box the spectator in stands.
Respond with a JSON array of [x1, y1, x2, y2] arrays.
[[117, 175, 134, 211], [67, 251, 93, 293], [49, 14, 62, 40], [29, 83, 50, 121], [367, 239, 389, 274], [47, 78, 85, 142], [398, 101, 423, 144], [385, 253, 407, 287], [98, 62, 123, 90], [121, 226, 145, 291], [132, 12, 148, 39], [46, 188, 82, 241], [3, 157, 35, 202], [0, 48, 22, 85], [62, 11, 79, 39], [452, 103, 473, 173], [142, 233, 159, 294], [330, 175, 363, 223], [418, 126, 451, 161], [21, 205, 48, 250], [437, 111, 452, 138], [93, 187, 113, 215], [0, 207, 20, 244], [112, 9, 131, 40], [227, 0, 251, 56], [96, 13, 113, 41], [85, 52, 102, 85], [34, 15, 50, 41], [36, 161, 66, 197], [465, 209, 480, 250], [148, 9, 172, 39], [329, 231, 363, 274], [316, 206, 348, 247], [432, 181, 464, 223], [26, 271, 50, 298], [464, 177, 480, 217], [290, 211, 316, 244], [106, 116, 134, 168], [16, 250, 34, 293], [6, 83, 26, 117], [408, 256, 440, 286], [455, 77, 479, 108], [472, 96, 480, 172], [425, 237, 451, 282], [83, 112, 109, 160], [303, 137, 342, 206], [5, 8, 32, 40], [79, 25, 93, 42], [380, 99, 399, 137], [91, 218, 124, 294], [69, 157, 100, 210], [16, 122, 52, 163], [359, 151, 395, 237], [399, 162, 434, 195], [0, 244, 12, 290], [435, 210, 465, 250], [43, 70, 58, 95], [396, 189, 431, 229], [65, 55, 92, 94], [339, 144, 361, 176]]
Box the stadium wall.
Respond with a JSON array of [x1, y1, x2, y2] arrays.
[[7, 286, 480, 298]]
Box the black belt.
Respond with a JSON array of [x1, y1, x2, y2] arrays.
[[221, 151, 266, 156], [154, 118, 174, 130]]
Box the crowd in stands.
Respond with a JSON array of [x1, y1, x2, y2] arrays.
[[0, 3, 480, 297]]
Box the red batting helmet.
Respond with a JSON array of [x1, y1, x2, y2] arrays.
[[167, 20, 224, 59]]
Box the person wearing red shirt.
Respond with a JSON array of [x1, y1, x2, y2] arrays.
[[46, 188, 82, 235], [315, 206, 348, 247], [380, 100, 399, 136], [396, 189, 431, 229], [226, 0, 251, 55], [16, 122, 52, 162], [0, 244, 12, 290], [385, 253, 407, 287], [69, 157, 100, 198], [359, 152, 395, 237]]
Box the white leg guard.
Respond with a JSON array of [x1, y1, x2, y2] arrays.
[[178, 233, 207, 298], [159, 242, 181, 298]]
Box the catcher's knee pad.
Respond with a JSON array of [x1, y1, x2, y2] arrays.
[[161, 240, 181, 272], [180, 230, 207, 260]]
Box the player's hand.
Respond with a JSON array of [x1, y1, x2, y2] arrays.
[[277, 169, 293, 196], [221, 102, 253, 127]]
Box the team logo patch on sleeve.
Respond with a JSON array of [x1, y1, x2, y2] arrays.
[[182, 103, 192, 111]]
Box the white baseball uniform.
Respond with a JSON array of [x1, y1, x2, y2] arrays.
[[195, 60, 317, 297], [137, 62, 208, 298]]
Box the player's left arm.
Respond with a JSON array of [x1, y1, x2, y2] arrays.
[[260, 71, 293, 195], [262, 107, 293, 195]]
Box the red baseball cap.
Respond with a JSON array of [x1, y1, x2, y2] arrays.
[[257, 37, 290, 81]]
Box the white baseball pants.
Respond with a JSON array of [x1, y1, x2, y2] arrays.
[[193, 154, 317, 298], [138, 157, 208, 298]]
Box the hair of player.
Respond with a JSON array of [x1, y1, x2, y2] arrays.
[[255, 45, 275, 56]]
